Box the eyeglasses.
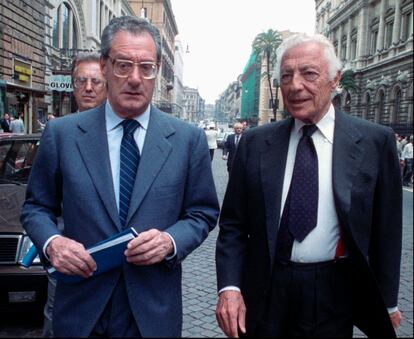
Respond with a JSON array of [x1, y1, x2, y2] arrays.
[[73, 77, 105, 89], [109, 57, 158, 79]]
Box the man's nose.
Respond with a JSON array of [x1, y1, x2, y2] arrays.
[[290, 73, 305, 90], [84, 79, 93, 91], [128, 65, 143, 84]]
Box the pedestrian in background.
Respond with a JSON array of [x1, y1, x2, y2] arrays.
[[41, 52, 107, 338], [72, 52, 108, 113], [205, 125, 218, 161], [401, 135, 413, 187], [21, 16, 219, 338], [222, 122, 243, 175], [216, 33, 402, 338], [0, 112, 11, 133], [10, 112, 24, 134]]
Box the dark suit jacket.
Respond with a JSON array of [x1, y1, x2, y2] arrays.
[[0, 118, 10, 132], [223, 133, 240, 172], [21, 102, 220, 337], [216, 109, 402, 337]]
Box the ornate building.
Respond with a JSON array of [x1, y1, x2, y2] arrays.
[[316, 0, 413, 135]]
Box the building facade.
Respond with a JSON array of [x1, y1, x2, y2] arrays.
[[0, 0, 48, 133], [316, 0, 413, 135], [183, 86, 204, 123]]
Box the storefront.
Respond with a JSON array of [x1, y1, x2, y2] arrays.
[[48, 74, 75, 116], [4, 59, 47, 133]]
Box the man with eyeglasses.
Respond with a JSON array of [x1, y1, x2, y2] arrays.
[[71, 52, 107, 113], [21, 16, 219, 338], [40, 52, 108, 338]]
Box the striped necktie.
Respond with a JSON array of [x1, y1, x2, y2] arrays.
[[119, 119, 140, 228]]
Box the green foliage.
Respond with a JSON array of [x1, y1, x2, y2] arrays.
[[340, 69, 359, 93]]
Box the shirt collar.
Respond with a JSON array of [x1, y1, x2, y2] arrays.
[[105, 100, 150, 132], [293, 104, 335, 144]]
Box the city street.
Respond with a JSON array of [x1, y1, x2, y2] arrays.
[[0, 151, 412, 338]]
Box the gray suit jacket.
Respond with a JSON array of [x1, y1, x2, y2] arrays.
[[216, 109, 402, 337], [21, 102, 220, 337]]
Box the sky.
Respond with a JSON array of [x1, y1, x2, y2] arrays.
[[170, 0, 316, 104]]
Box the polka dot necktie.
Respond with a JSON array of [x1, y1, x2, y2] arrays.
[[276, 124, 318, 262], [119, 119, 141, 228]]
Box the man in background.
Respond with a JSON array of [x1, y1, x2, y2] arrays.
[[41, 51, 108, 338], [72, 52, 108, 113], [10, 112, 24, 134], [0, 113, 11, 132], [222, 122, 243, 174], [205, 125, 219, 161]]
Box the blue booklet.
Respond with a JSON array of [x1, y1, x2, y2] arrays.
[[47, 227, 139, 284]]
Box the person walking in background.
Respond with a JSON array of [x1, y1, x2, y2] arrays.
[[401, 135, 413, 187], [0, 113, 11, 133], [216, 33, 402, 338], [21, 16, 219, 338], [72, 52, 108, 113], [222, 122, 243, 174], [41, 52, 108, 338], [205, 125, 219, 161], [10, 112, 24, 134]]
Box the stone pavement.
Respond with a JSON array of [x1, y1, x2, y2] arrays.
[[181, 153, 413, 338]]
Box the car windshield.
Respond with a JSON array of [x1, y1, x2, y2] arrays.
[[0, 138, 40, 184]]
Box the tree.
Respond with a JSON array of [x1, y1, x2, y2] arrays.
[[252, 29, 282, 121], [339, 69, 359, 93]]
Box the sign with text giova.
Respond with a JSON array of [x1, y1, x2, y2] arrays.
[[49, 75, 73, 92]]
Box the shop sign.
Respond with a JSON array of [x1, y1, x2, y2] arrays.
[[14, 65, 32, 75], [49, 75, 73, 92]]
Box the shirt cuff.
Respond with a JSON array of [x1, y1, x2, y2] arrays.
[[163, 232, 177, 260], [387, 306, 398, 314], [42, 235, 62, 260], [218, 286, 241, 295]]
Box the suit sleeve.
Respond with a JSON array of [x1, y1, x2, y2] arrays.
[[164, 127, 220, 266], [369, 129, 402, 308], [215, 135, 249, 291], [20, 122, 63, 253]]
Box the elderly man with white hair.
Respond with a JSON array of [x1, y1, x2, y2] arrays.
[[215, 33, 402, 338]]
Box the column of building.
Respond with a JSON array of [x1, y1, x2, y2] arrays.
[[356, 4, 368, 68], [376, 0, 387, 54]]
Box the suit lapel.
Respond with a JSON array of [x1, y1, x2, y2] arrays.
[[126, 108, 173, 224], [76, 106, 121, 230], [261, 118, 293, 268], [332, 110, 364, 224]]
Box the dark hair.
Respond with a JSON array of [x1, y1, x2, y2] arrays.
[[71, 52, 101, 79], [101, 16, 161, 63]]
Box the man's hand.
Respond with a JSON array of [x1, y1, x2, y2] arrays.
[[216, 290, 246, 338], [222, 154, 228, 160], [389, 310, 402, 329], [125, 229, 173, 265], [46, 236, 96, 278]]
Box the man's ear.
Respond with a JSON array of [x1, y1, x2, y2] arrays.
[[332, 70, 341, 90], [100, 57, 107, 77]]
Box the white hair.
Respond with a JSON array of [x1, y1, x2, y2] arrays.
[[273, 33, 342, 84]]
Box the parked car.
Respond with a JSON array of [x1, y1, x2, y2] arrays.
[[0, 133, 47, 314], [216, 132, 229, 149]]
